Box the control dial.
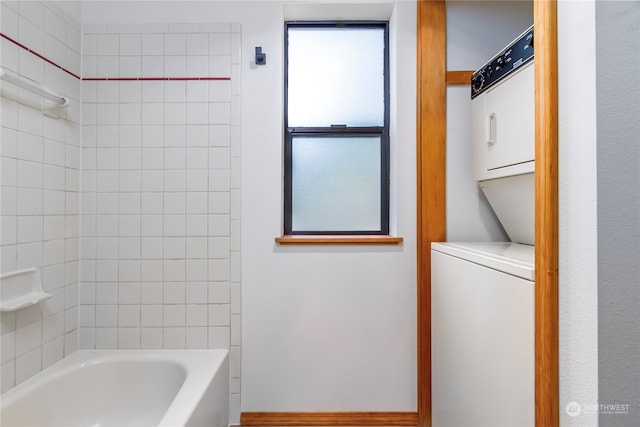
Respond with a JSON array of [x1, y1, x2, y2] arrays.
[[471, 72, 485, 95]]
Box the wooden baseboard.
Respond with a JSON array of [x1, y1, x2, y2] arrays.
[[240, 412, 418, 426]]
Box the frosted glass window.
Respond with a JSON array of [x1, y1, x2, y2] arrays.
[[287, 27, 385, 127], [284, 22, 389, 235], [291, 136, 381, 232]]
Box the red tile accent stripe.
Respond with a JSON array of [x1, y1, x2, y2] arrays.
[[83, 77, 230, 81], [1, 32, 231, 82], [1, 32, 81, 80]]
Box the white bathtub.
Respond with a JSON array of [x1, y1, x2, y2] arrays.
[[0, 349, 229, 427]]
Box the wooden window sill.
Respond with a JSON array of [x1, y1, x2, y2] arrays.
[[275, 235, 404, 245]]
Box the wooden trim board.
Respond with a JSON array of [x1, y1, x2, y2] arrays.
[[416, 1, 447, 427], [446, 70, 474, 85], [240, 412, 418, 426], [533, 1, 559, 426], [275, 235, 404, 245]]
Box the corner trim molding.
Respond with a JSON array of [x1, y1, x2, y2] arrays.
[[534, 1, 560, 426], [416, 2, 447, 427]]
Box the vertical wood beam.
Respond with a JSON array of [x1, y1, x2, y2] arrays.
[[416, 1, 447, 427], [534, 1, 559, 426]]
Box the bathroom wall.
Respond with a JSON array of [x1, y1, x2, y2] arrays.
[[596, 1, 640, 424], [0, 1, 81, 392], [78, 22, 242, 416], [80, 0, 418, 415], [240, 2, 417, 412], [558, 2, 600, 425], [445, 0, 533, 242]]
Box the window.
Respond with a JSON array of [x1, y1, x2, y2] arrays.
[[284, 21, 390, 235]]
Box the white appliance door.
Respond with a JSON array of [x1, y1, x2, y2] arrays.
[[431, 249, 534, 427], [472, 62, 535, 182], [483, 63, 534, 171]]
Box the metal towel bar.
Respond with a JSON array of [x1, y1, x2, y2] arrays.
[[0, 68, 69, 107]]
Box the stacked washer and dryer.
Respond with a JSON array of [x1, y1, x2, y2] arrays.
[[431, 26, 535, 426]]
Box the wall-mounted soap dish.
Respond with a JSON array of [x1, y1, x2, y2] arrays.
[[0, 268, 51, 312]]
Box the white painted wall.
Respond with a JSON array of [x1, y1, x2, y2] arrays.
[[445, 1, 532, 242], [557, 2, 600, 425], [238, 2, 418, 412], [81, 0, 418, 415], [447, 1, 534, 72]]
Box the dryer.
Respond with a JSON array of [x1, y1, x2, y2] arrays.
[[472, 25, 535, 245], [432, 25, 535, 426]]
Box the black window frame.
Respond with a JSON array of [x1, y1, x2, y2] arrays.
[[283, 20, 390, 235]]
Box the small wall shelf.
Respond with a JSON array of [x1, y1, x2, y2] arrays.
[[0, 268, 51, 312]]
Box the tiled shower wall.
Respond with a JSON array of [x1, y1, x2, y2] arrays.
[[79, 23, 242, 419], [0, 1, 81, 392]]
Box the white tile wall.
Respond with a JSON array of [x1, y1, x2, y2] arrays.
[[1, 1, 81, 393], [80, 23, 241, 421]]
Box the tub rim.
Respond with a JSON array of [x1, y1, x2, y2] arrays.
[[0, 349, 229, 427]]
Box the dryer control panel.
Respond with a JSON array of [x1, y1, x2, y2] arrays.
[[471, 25, 534, 99]]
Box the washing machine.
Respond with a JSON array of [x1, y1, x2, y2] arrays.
[[431, 242, 534, 426], [432, 26, 535, 426]]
